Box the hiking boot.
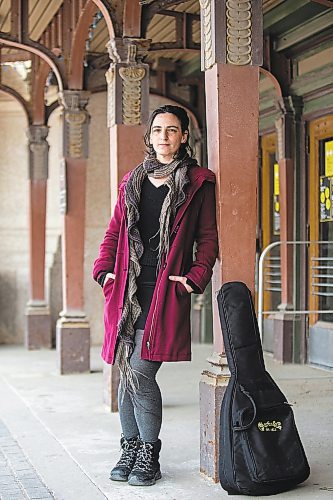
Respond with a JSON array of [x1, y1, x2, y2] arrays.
[[128, 438, 162, 486], [110, 436, 138, 481]]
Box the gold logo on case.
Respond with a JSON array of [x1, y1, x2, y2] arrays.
[[257, 420, 282, 432]]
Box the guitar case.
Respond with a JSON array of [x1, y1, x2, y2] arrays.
[[217, 281, 310, 496]]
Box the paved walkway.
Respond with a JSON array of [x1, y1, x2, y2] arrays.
[[0, 344, 332, 500]]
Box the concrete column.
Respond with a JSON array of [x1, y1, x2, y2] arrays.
[[273, 96, 303, 363], [56, 90, 91, 374], [199, 0, 262, 481], [25, 125, 52, 349], [104, 37, 150, 410]]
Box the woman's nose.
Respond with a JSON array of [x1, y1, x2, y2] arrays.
[[160, 128, 168, 139]]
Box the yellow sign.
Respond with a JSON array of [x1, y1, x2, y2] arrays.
[[320, 176, 333, 222], [325, 140, 333, 177], [273, 163, 280, 235], [274, 163, 279, 195]]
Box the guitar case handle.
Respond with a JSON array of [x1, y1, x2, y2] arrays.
[[233, 385, 257, 431]]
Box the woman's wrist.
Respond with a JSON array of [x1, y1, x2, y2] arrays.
[[186, 278, 200, 294]]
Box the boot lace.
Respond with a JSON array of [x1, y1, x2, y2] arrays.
[[116, 439, 137, 468], [133, 442, 154, 472]]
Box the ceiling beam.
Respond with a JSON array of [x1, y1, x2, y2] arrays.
[[10, 0, 29, 43], [264, 0, 311, 29], [141, 0, 186, 35], [274, 10, 333, 51], [0, 49, 31, 62], [148, 10, 200, 52], [311, 0, 333, 7]]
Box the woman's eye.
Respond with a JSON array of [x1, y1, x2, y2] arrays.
[[151, 128, 178, 135]]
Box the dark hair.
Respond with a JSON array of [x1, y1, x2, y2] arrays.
[[144, 105, 194, 157]]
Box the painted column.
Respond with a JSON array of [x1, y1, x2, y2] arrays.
[[199, 0, 262, 481], [56, 90, 91, 374], [104, 37, 150, 411], [293, 98, 306, 363], [25, 125, 52, 349], [273, 96, 303, 363]]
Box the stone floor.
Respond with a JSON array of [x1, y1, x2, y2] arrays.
[[0, 344, 332, 500], [0, 420, 54, 500]]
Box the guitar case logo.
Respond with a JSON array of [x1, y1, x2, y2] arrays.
[[257, 420, 282, 432]]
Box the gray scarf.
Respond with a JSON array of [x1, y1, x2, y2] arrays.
[[116, 152, 195, 393]]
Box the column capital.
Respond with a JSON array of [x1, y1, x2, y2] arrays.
[[27, 124, 49, 142], [106, 37, 151, 64], [274, 95, 304, 161], [59, 89, 90, 110], [200, 0, 263, 71], [105, 38, 150, 127], [60, 90, 90, 159], [26, 125, 49, 181], [275, 95, 304, 118]]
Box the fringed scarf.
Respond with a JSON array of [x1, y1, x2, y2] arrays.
[[115, 151, 195, 393]]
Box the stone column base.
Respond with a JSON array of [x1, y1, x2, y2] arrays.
[[103, 363, 120, 412], [273, 311, 294, 363], [25, 304, 52, 350], [56, 317, 90, 374], [199, 353, 230, 482]]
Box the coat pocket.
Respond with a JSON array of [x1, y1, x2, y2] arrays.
[[175, 281, 190, 298], [103, 277, 115, 297]]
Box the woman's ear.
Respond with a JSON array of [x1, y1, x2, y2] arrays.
[[181, 130, 188, 143]]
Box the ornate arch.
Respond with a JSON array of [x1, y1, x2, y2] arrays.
[[69, 0, 100, 89], [32, 60, 52, 125], [259, 67, 282, 98], [91, 0, 119, 38], [0, 38, 64, 93], [0, 84, 31, 124]]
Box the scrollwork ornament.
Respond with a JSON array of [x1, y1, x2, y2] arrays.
[[65, 111, 87, 158], [199, 0, 214, 70], [119, 66, 146, 125], [105, 66, 116, 127], [226, 0, 252, 65]]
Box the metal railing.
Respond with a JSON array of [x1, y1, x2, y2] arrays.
[[258, 241, 333, 337]]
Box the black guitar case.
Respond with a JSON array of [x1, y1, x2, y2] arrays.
[[217, 281, 310, 496]]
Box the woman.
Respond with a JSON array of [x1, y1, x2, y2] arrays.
[[93, 105, 218, 487]]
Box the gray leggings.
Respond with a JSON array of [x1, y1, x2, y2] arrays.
[[118, 329, 162, 443]]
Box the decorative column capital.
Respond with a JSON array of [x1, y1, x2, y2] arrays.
[[274, 95, 304, 161], [105, 37, 150, 127], [106, 37, 151, 64], [26, 125, 49, 181], [200, 0, 263, 71], [60, 90, 90, 159]]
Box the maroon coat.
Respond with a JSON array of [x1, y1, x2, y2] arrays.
[[93, 164, 218, 364]]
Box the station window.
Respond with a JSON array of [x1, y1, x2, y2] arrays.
[[317, 137, 333, 321]]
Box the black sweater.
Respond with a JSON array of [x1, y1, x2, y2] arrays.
[[135, 178, 169, 329]]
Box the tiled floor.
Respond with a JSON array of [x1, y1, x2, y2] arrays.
[[0, 420, 54, 500]]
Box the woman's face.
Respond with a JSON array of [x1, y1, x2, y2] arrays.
[[149, 112, 188, 164]]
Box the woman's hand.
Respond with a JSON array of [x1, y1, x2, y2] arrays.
[[104, 272, 115, 286], [168, 275, 193, 293]]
